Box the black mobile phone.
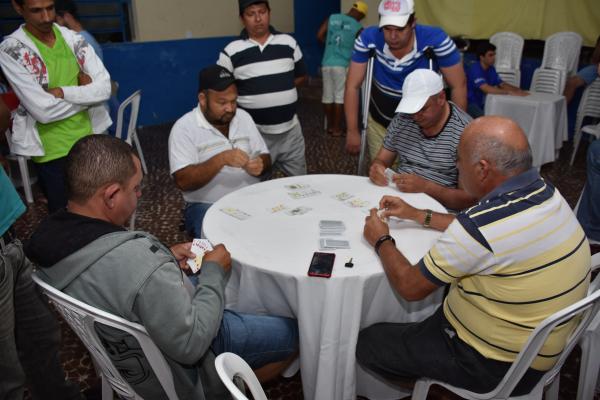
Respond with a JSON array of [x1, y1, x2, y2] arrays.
[[308, 252, 335, 278]]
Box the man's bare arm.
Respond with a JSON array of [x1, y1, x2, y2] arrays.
[[173, 149, 248, 191], [344, 61, 368, 154], [440, 63, 467, 111]]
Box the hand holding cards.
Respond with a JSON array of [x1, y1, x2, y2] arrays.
[[186, 239, 214, 274]]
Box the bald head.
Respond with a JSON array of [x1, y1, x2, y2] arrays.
[[461, 116, 532, 176]]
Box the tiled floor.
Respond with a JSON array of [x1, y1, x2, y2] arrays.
[[14, 83, 598, 399]]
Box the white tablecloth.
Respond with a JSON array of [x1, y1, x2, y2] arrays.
[[484, 92, 568, 168], [202, 175, 446, 400]]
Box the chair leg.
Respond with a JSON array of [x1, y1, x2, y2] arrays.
[[571, 132, 581, 166], [411, 379, 432, 400], [100, 375, 113, 400], [544, 375, 560, 400], [17, 156, 34, 204], [132, 131, 148, 175], [577, 335, 600, 400]]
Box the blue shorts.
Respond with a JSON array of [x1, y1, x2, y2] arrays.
[[211, 310, 299, 368], [577, 64, 600, 85], [184, 202, 212, 239]]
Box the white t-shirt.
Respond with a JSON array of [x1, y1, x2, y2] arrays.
[[168, 106, 269, 203]]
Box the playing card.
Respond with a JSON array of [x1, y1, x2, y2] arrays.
[[319, 220, 345, 229], [377, 209, 389, 222], [288, 188, 321, 199], [319, 238, 351, 249], [346, 198, 369, 208], [384, 168, 397, 183], [187, 239, 214, 273], [220, 207, 251, 220], [285, 206, 312, 216], [267, 204, 288, 213], [332, 192, 353, 201], [285, 183, 309, 190]]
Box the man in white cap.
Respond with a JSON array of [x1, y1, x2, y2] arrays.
[[369, 69, 475, 211], [344, 0, 467, 164]]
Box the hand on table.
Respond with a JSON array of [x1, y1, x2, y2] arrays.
[[392, 173, 428, 193], [221, 149, 249, 168], [204, 244, 232, 273], [369, 162, 388, 186], [378, 195, 418, 221], [364, 208, 390, 247], [170, 242, 195, 271], [243, 156, 264, 176], [345, 129, 361, 154]]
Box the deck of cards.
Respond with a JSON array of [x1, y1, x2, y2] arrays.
[[220, 207, 251, 220], [384, 168, 398, 184], [319, 220, 346, 235], [186, 239, 214, 274]]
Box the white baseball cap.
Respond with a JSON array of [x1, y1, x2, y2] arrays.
[[378, 0, 414, 28], [396, 69, 444, 114]]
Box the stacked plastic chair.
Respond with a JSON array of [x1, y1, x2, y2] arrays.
[[490, 32, 524, 87], [531, 32, 583, 94]]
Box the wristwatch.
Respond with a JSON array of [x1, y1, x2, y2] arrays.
[[423, 209, 433, 228], [374, 234, 396, 256]]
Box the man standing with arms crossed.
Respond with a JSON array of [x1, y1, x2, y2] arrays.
[[0, 0, 111, 213], [345, 0, 466, 162], [218, 0, 307, 177]]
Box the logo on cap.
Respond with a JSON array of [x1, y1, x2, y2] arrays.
[[219, 71, 231, 79], [383, 0, 401, 12]]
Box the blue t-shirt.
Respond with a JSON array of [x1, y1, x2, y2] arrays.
[[0, 168, 25, 236], [467, 62, 502, 109], [321, 14, 362, 68], [351, 24, 460, 126]]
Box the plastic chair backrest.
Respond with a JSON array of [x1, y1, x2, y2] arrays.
[[490, 32, 524, 71], [575, 79, 600, 135], [482, 272, 600, 398], [215, 352, 267, 400], [31, 273, 179, 400], [115, 89, 141, 145], [497, 70, 521, 87], [530, 68, 565, 94], [542, 32, 583, 75]]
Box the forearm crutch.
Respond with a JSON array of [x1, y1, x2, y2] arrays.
[[357, 53, 375, 176]]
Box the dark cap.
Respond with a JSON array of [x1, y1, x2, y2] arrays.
[[198, 65, 235, 92], [239, 0, 269, 15]]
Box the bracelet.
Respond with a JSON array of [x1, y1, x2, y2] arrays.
[[423, 209, 433, 228], [374, 234, 395, 256]]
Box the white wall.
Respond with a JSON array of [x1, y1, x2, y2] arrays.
[[131, 0, 295, 42]]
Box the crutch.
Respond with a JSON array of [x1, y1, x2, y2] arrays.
[[357, 52, 375, 176]]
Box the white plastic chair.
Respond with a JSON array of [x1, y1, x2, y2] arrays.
[[31, 273, 179, 400], [577, 252, 600, 400], [530, 68, 566, 94], [4, 129, 35, 204], [215, 352, 267, 400], [115, 89, 147, 175], [490, 32, 524, 87], [411, 270, 600, 400], [541, 32, 583, 77], [570, 79, 600, 165]]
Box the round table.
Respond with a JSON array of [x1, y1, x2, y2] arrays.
[[203, 174, 447, 400]]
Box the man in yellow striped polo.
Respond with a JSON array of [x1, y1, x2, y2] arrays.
[[357, 115, 591, 394]]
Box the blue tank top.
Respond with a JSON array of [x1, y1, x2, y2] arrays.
[[0, 168, 25, 236], [321, 14, 362, 68]]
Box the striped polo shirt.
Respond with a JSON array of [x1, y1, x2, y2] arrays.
[[420, 169, 591, 370], [382, 102, 471, 188], [218, 28, 307, 134], [351, 24, 460, 127]]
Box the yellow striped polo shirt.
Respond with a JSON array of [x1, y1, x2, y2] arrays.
[[419, 169, 591, 371]]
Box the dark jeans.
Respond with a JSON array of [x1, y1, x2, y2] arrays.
[[34, 157, 68, 213], [0, 239, 81, 400], [356, 306, 545, 396], [577, 140, 600, 241]]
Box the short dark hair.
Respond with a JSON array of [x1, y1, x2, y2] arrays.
[[476, 41, 496, 58], [54, 0, 79, 19], [66, 135, 137, 203]]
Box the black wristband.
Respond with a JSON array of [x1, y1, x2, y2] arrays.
[[374, 234, 395, 256]]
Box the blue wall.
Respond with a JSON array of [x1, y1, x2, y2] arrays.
[[102, 37, 234, 127]]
